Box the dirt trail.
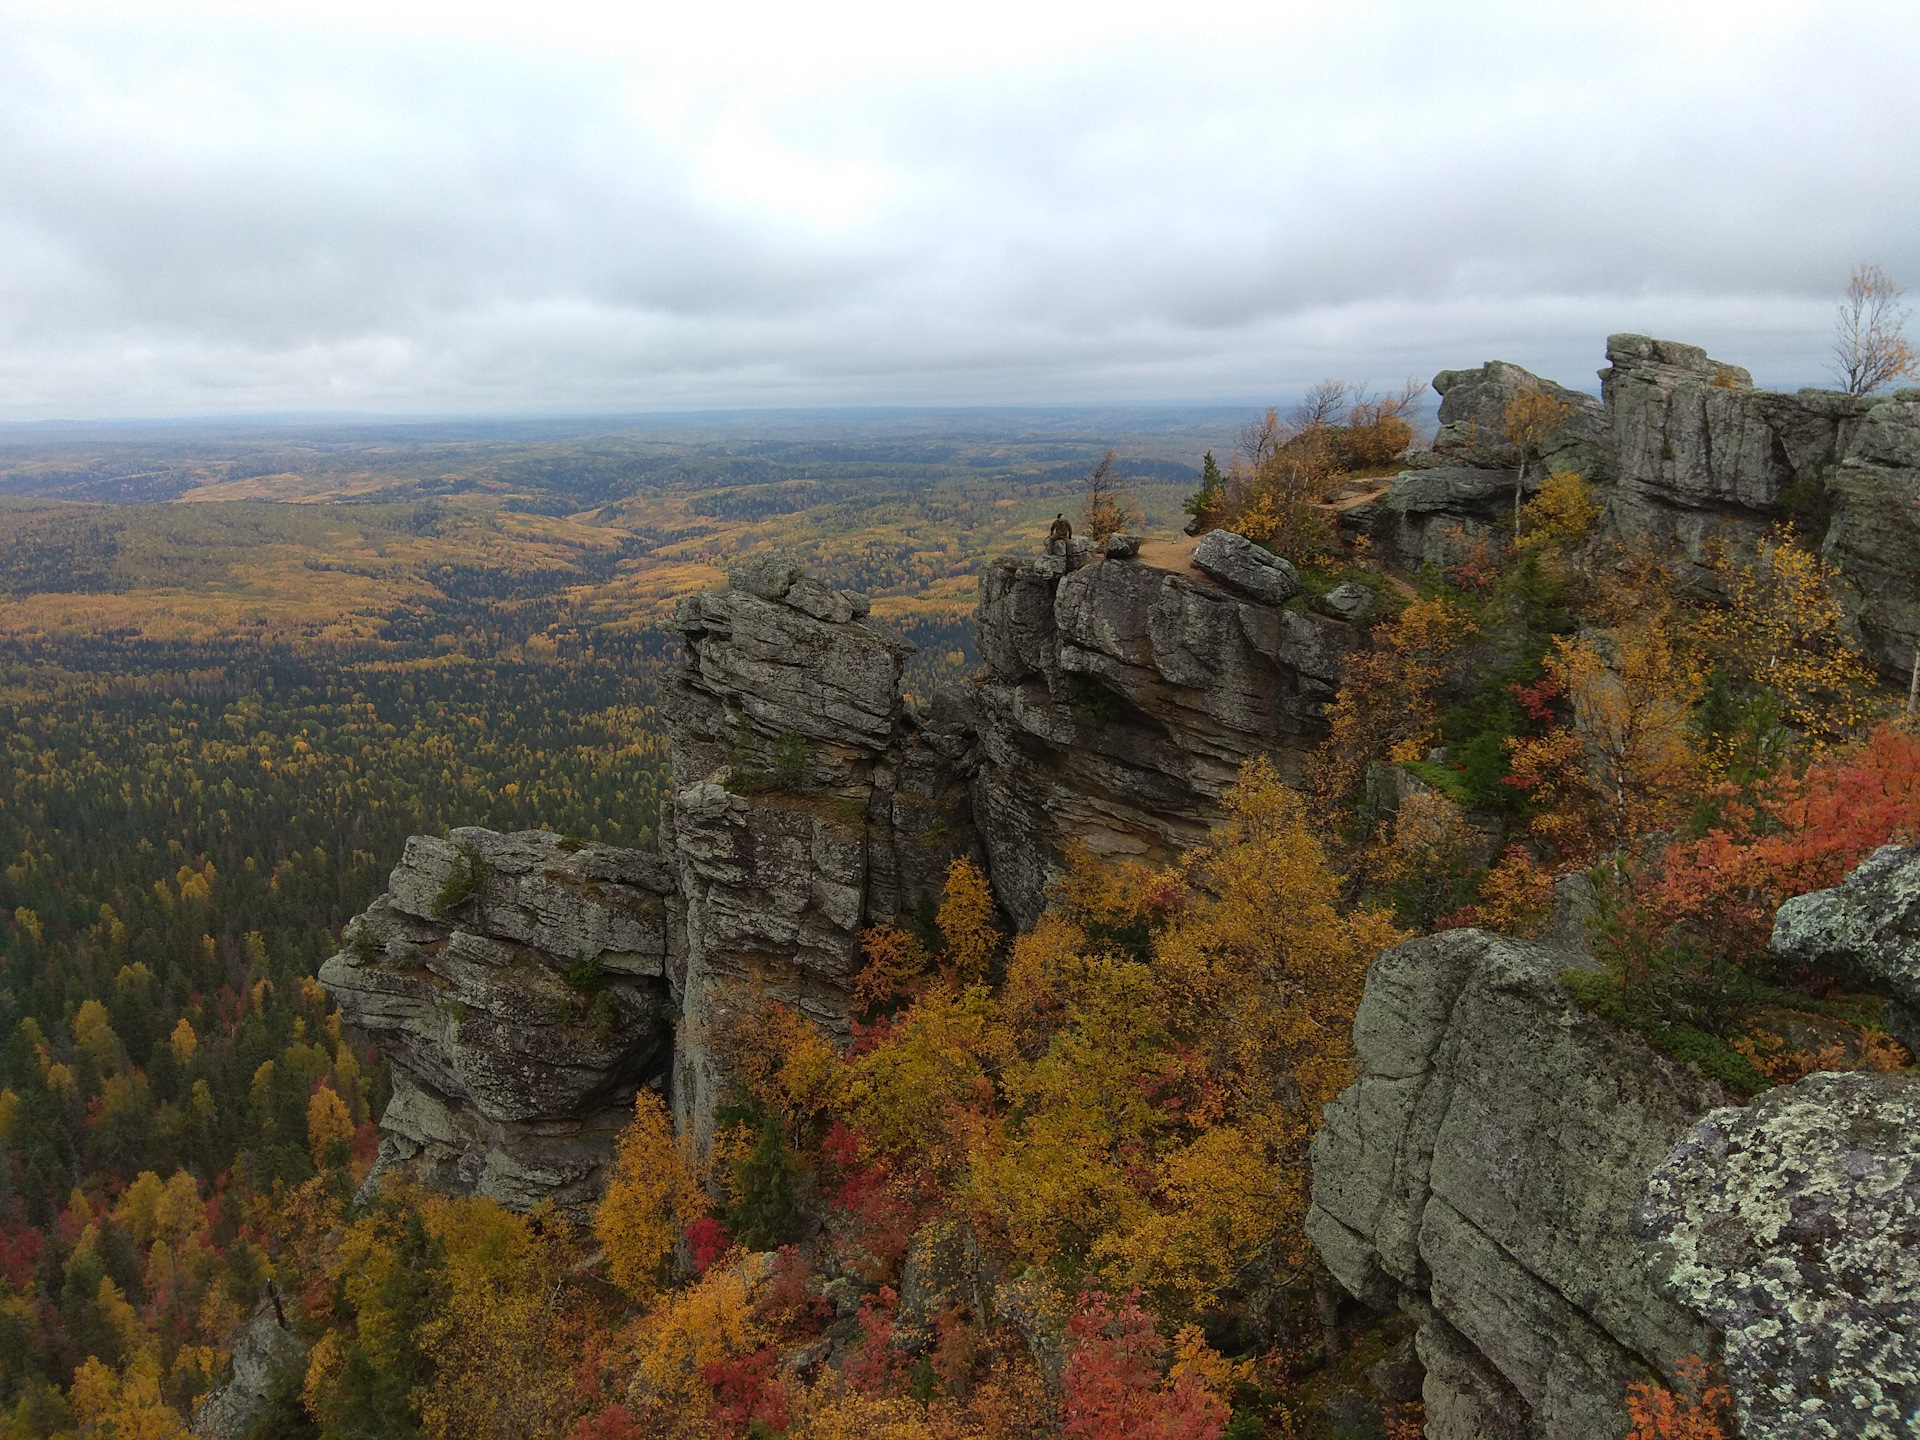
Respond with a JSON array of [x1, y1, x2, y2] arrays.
[[1133, 534, 1203, 579]]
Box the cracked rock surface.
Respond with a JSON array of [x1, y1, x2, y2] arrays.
[[1308, 929, 1724, 1439], [1638, 1071, 1920, 1440], [320, 827, 678, 1212]]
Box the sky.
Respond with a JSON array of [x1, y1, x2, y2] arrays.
[[1, 0, 1917, 420]]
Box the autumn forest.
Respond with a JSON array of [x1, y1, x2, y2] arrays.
[[2, 394, 1917, 1440]]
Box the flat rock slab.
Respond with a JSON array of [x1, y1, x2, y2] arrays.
[[1638, 1070, 1920, 1440]]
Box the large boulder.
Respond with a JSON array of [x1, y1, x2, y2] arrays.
[[320, 827, 678, 1212], [1308, 930, 1724, 1439], [191, 1300, 309, 1439], [1638, 1071, 1920, 1439], [1191, 529, 1299, 604], [1771, 843, 1920, 1010]]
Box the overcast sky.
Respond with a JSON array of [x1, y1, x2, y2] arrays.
[[1, 0, 1916, 419]]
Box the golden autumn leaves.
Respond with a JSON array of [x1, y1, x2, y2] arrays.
[[592, 760, 1401, 1384]]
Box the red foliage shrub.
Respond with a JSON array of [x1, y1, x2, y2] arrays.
[[0, 1225, 43, 1290], [565, 1404, 644, 1440], [843, 1287, 909, 1398], [1061, 1290, 1228, 1440], [1625, 1355, 1734, 1439], [705, 1347, 791, 1439], [685, 1217, 730, 1275], [1623, 723, 1920, 961]]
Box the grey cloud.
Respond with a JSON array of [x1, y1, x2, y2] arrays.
[[0, 4, 1916, 417]]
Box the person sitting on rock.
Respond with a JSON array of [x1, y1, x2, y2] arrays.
[[1047, 513, 1073, 556]]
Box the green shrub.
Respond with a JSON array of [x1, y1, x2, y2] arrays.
[[770, 729, 809, 791], [432, 844, 486, 917]]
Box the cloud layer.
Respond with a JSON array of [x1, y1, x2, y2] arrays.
[[2, 0, 1916, 418]]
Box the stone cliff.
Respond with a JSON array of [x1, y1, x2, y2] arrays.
[[1310, 896, 1920, 1438], [1359, 334, 1920, 676], [320, 336, 1920, 1440], [971, 531, 1355, 927], [325, 530, 1354, 1183], [318, 827, 679, 1211]]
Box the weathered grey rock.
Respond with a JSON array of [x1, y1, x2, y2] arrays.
[[1104, 532, 1142, 559], [970, 543, 1353, 926], [320, 827, 677, 1212], [993, 1273, 1071, 1393], [1359, 360, 1609, 569], [1771, 843, 1920, 1008], [1366, 1336, 1426, 1403], [1191, 529, 1299, 604], [894, 1219, 997, 1354], [1417, 1318, 1533, 1440], [1352, 335, 1920, 676], [1822, 391, 1920, 676], [1308, 930, 1725, 1438], [1638, 1071, 1920, 1439], [1427, 360, 1612, 481], [191, 1301, 309, 1439], [1312, 579, 1377, 622], [664, 570, 982, 1152]]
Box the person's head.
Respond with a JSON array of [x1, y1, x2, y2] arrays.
[[1056, 513, 1064, 520]]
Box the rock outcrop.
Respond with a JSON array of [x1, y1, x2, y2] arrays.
[[662, 557, 981, 1149], [319, 827, 678, 1211], [1638, 1070, 1920, 1439], [1771, 841, 1920, 1010], [1307, 929, 1725, 1439], [191, 1299, 309, 1439], [971, 539, 1354, 926], [1359, 335, 1920, 676], [1363, 360, 1610, 570]]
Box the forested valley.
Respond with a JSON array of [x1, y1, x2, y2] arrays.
[[2, 393, 1917, 1440]]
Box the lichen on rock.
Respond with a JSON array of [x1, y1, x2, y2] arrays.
[[1638, 1070, 1920, 1440]]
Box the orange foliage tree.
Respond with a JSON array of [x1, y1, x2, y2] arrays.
[[1310, 595, 1479, 808]]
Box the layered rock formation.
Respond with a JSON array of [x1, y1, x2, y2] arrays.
[[972, 535, 1354, 926], [1307, 930, 1725, 1438], [662, 555, 981, 1148], [318, 827, 678, 1211], [1359, 335, 1920, 676], [1363, 359, 1610, 570]]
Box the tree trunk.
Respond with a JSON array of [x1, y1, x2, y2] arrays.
[[1909, 644, 1919, 716], [1313, 1270, 1343, 1363]]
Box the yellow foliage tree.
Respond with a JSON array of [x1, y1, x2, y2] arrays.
[[1695, 526, 1883, 739], [621, 1260, 766, 1426], [1548, 626, 1708, 850], [307, 1084, 356, 1169], [858, 758, 1404, 1319], [1516, 470, 1601, 554], [68, 1351, 187, 1440], [936, 857, 1000, 984], [413, 1198, 582, 1440], [1309, 595, 1479, 807], [1079, 449, 1143, 545], [168, 1018, 197, 1066], [1503, 386, 1576, 535], [73, 999, 121, 1072], [593, 1090, 708, 1303]]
